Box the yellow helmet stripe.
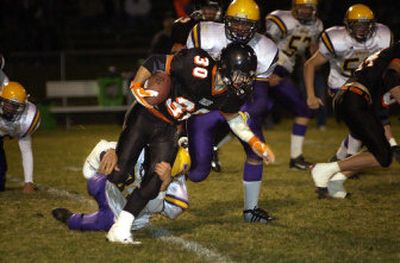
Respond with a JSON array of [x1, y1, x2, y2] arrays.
[[23, 109, 41, 137], [165, 195, 189, 210], [266, 15, 287, 36], [321, 32, 335, 55], [191, 23, 201, 48]]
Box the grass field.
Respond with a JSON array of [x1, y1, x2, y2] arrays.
[[1, 119, 399, 262]]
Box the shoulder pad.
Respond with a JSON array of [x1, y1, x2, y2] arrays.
[[374, 23, 393, 47], [20, 102, 40, 137], [320, 26, 348, 56], [266, 10, 293, 37], [249, 34, 279, 79]]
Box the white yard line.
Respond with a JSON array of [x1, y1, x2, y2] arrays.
[[9, 176, 234, 263]]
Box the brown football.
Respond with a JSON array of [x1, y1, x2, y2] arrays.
[[144, 71, 171, 105]]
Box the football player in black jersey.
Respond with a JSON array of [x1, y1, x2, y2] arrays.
[[311, 42, 400, 199], [106, 43, 275, 244]]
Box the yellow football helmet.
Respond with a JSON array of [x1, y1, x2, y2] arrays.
[[0, 81, 27, 121], [225, 0, 260, 43], [171, 146, 191, 177], [292, 0, 318, 24], [344, 4, 375, 42]]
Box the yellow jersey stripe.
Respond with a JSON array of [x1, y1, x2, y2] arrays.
[[266, 15, 287, 36], [164, 196, 189, 210], [23, 109, 41, 137], [192, 24, 201, 48], [321, 32, 335, 55]]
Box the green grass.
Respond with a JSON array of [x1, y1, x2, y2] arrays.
[[0, 119, 399, 262]]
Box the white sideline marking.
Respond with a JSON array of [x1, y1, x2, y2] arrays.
[[9, 176, 233, 263]]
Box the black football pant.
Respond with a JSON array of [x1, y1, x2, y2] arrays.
[[107, 104, 178, 217], [335, 92, 392, 167]]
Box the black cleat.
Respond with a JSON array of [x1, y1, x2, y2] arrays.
[[52, 208, 73, 225], [243, 207, 273, 223], [315, 187, 330, 199], [211, 146, 222, 173], [289, 155, 312, 170]]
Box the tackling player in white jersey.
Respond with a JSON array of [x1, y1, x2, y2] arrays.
[[304, 4, 397, 172], [264, 0, 323, 170], [52, 139, 190, 242], [0, 82, 41, 193], [185, 0, 279, 224]]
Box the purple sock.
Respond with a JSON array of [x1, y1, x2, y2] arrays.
[[243, 162, 263, 181], [292, 123, 307, 136]]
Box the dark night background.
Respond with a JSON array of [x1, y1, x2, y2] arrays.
[[1, 0, 399, 102]]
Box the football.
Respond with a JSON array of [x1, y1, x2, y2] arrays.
[[143, 71, 171, 105]]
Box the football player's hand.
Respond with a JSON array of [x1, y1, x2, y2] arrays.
[[267, 74, 283, 87], [307, 96, 323, 109], [155, 161, 172, 191], [99, 149, 118, 175], [130, 82, 158, 109], [251, 140, 276, 165]]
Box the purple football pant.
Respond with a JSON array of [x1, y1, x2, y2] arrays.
[[67, 174, 115, 231]]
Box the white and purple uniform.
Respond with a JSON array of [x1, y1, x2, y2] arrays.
[[67, 140, 189, 231], [185, 21, 278, 183]]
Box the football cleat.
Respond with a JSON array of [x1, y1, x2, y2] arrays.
[[106, 224, 141, 245], [211, 146, 222, 173], [243, 207, 273, 223], [289, 155, 312, 170], [52, 208, 73, 225]]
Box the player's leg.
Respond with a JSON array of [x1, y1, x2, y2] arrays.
[[0, 136, 7, 191], [271, 77, 313, 170], [239, 81, 274, 223], [186, 111, 225, 182], [312, 93, 391, 197], [66, 175, 115, 231]]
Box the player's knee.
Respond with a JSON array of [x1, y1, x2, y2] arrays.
[[375, 147, 392, 168], [187, 165, 210, 182]]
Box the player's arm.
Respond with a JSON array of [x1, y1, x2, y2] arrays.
[[17, 135, 34, 184], [220, 111, 275, 165], [303, 51, 328, 109]]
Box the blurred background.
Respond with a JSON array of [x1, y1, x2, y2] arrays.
[[1, 0, 399, 106]]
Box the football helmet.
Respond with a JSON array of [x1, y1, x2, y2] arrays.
[[292, 0, 318, 24], [225, 0, 260, 43], [171, 146, 191, 177], [344, 4, 375, 42], [0, 81, 27, 121], [218, 42, 257, 97]]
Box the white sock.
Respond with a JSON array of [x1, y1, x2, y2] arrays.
[[290, 134, 304, 159], [336, 137, 348, 160], [243, 181, 261, 210], [389, 138, 397, 146], [347, 134, 362, 155]]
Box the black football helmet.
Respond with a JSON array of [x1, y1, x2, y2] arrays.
[[218, 43, 257, 97]]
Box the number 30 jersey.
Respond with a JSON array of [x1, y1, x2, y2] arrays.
[[266, 10, 323, 73], [319, 23, 392, 89], [142, 48, 248, 123]]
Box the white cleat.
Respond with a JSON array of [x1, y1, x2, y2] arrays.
[[311, 163, 338, 188], [106, 223, 141, 245], [327, 173, 348, 199]]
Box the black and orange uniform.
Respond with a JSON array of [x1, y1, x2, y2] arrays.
[[334, 41, 400, 167], [108, 48, 250, 217]]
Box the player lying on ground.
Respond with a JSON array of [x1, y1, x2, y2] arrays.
[[311, 41, 400, 199], [52, 139, 190, 237], [106, 43, 275, 244]]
